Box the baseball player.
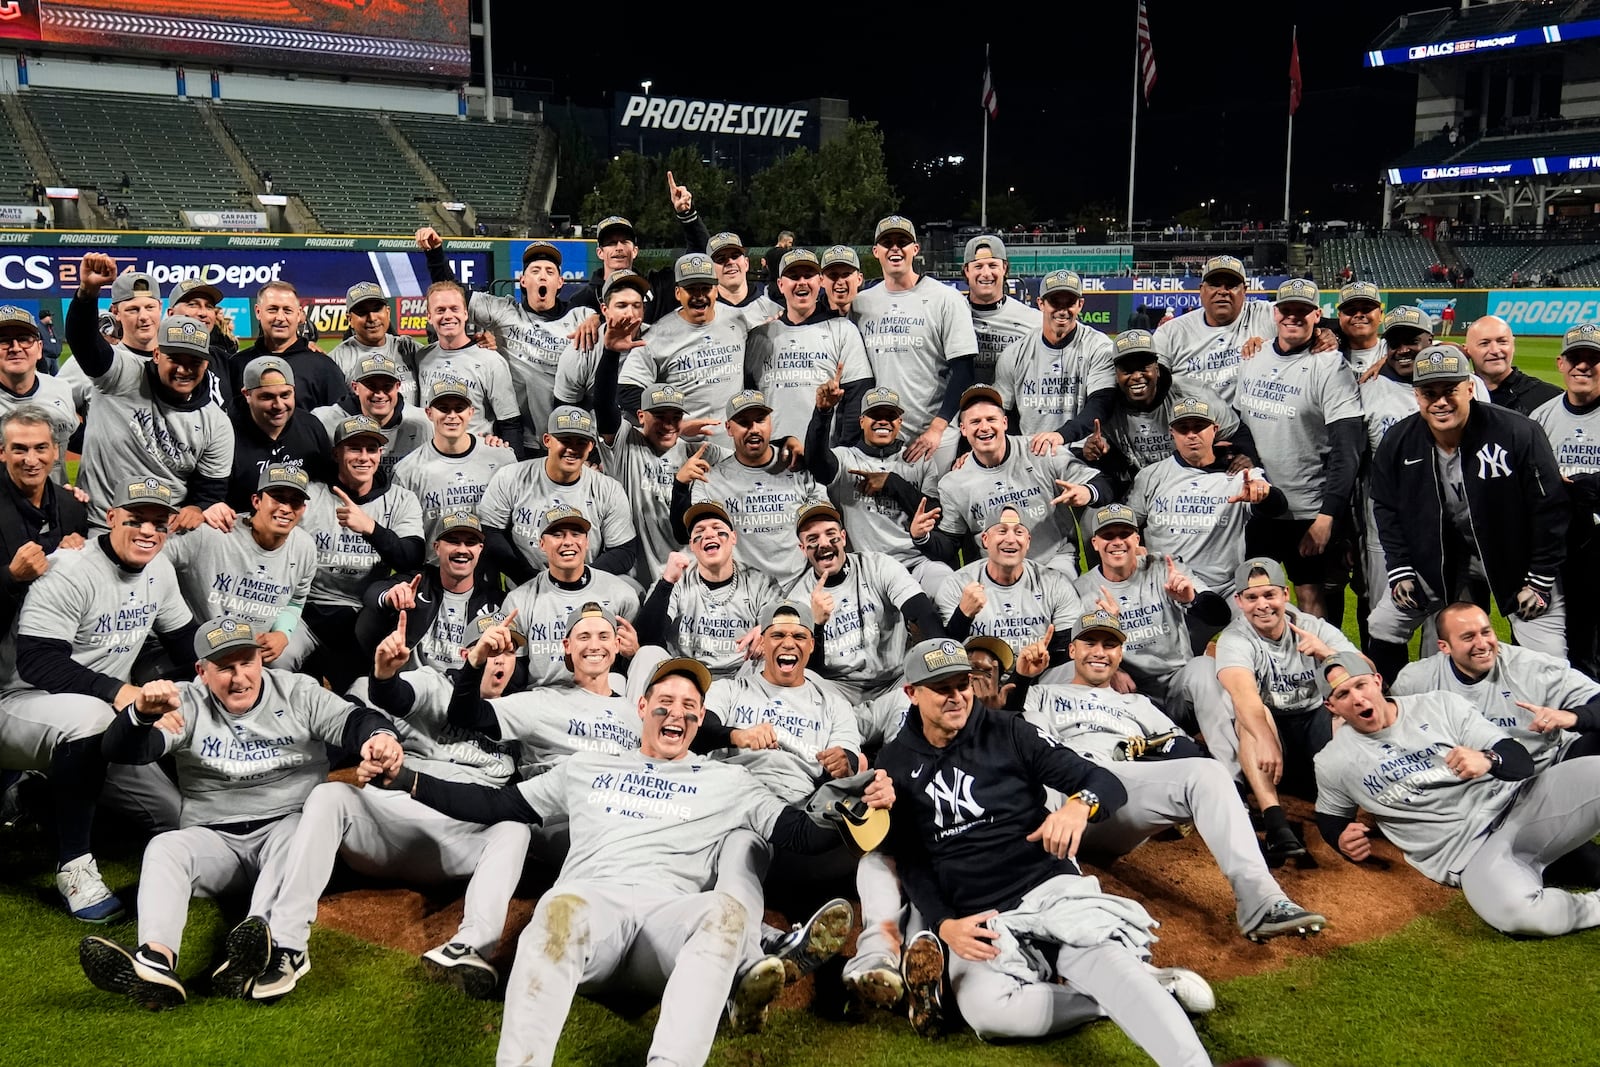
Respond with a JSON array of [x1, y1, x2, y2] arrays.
[[854, 215, 980, 466], [327, 282, 421, 388], [0, 478, 192, 922], [1072, 504, 1231, 728], [819, 244, 865, 319], [78, 616, 405, 1009], [312, 352, 430, 479], [1235, 279, 1364, 622], [477, 405, 636, 583], [961, 235, 1040, 386], [0, 307, 77, 477], [162, 465, 316, 665], [935, 504, 1080, 663], [165, 277, 237, 411], [67, 256, 235, 532], [745, 248, 874, 444], [709, 231, 781, 321], [551, 270, 651, 421], [222, 355, 334, 513], [360, 654, 892, 1063], [994, 268, 1116, 442], [1128, 396, 1282, 605], [58, 267, 163, 415], [926, 385, 1109, 575], [1202, 557, 1359, 861], [635, 501, 775, 678], [1315, 652, 1600, 938], [411, 281, 523, 451], [1334, 281, 1386, 376], [676, 389, 827, 589], [617, 252, 752, 423], [390, 381, 516, 555], [569, 178, 709, 323], [270, 613, 529, 1001], [357, 511, 503, 672], [498, 505, 640, 687], [1153, 255, 1276, 404], [417, 228, 592, 447], [292, 415, 424, 687], [876, 639, 1216, 1063], [1018, 610, 1326, 943], [592, 384, 727, 588], [804, 382, 952, 598]]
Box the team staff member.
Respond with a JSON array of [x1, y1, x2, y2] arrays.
[[877, 639, 1215, 1064], [81, 616, 405, 1009], [571, 172, 711, 324], [222, 356, 334, 514], [328, 282, 422, 388], [0, 480, 193, 922], [1463, 314, 1560, 415], [854, 216, 980, 464], [962, 235, 1039, 385], [417, 229, 593, 446], [66, 255, 235, 533], [166, 277, 236, 409], [1153, 255, 1275, 404], [995, 269, 1115, 442], [1370, 346, 1569, 660], [232, 280, 348, 412], [361, 654, 892, 1064], [1315, 653, 1600, 938], [1236, 279, 1363, 622], [0, 405, 88, 637]]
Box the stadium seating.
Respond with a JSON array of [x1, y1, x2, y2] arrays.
[[20, 89, 246, 229], [1319, 234, 1448, 288], [1450, 129, 1600, 166], [214, 102, 438, 235], [389, 114, 552, 225], [0, 109, 37, 203]]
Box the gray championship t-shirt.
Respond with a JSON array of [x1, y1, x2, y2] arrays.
[[1531, 394, 1600, 478], [500, 569, 641, 687], [391, 437, 518, 553], [1022, 683, 1179, 764], [303, 481, 424, 609], [1214, 608, 1358, 715], [934, 436, 1101, 572], [467, 293, 592, 442], [821, 443, 942, 569], [747, 316, 873, 444], [1073, 555, 1203, 688], [1107, 379, 1241, 476], [1235, 345, 1363, 519], [993, 324, 1117, 438], [783, 551, 923, 689], [484, 679, 638, 778], [970, 296, 1041, 385], [162, 521, 315, 634], [618, 311, 750, 423], [329, 334, 421, 387], [381, 666, 517, 786], [601, 422, 729, 587], [311, 404, 430, 478], [935, 558, 1081, 655], [477, 461, 635, 574], [661, 565, 778, 678], [691, 455, 827, 589], [411, 342, 520, 435], [704, 671, 862, 803], [1130, 458, 1267, 595], [854, 277, 980, 436], [1154, 298, 1277, 405]]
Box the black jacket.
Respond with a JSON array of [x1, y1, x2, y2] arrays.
[[570, 210, 710, 325], [226, 408, 334, 510], [1487, 367, 1561, 417], [232, 338, 351, 413], [356, 565, 503, 662], [1371, 401, 1567, 609], [0, 471, 88, 638], [877, 699, 1125, 932]]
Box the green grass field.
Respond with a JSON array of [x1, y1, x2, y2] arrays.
[[14, 335, 1580, 1066]]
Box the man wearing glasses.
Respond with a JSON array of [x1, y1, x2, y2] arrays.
[[0, 479, 193, 922], [1154, 255, 1274, 405], [1235, 279, 1364, 623], [0, 307, 77, 475], [854, 216, 980, 465]]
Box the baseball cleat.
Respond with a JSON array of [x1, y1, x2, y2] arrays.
[[57, 854, 126, 924], [422, 941, 499, 1000], [1246, 899, 1328, 943], [901, 930, 946, 1037], [211, 916, 273, 999], [1263, 824, 1308, 863], [1151, 965, 1216, 1014], [250, 947, 309, 1003], [727, 955, 785, 1034], [79, 937, 186, 1011], [770, 897, 853, 984], [842, 954, 904, 1013]]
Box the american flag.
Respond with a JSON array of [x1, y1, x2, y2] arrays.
[[982, 50, 998, 119], [1137, 0, 1157, 104]]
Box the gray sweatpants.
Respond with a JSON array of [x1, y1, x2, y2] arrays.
[[136, 816, 301, 958], [1459, 757, 1600, 937], [1144, 656, 1228, 735], [950, 934, 1210, 1067], [498, 882, 747, 1067], [272, 782, 530, 954], [1369, 576, 1565, 660]]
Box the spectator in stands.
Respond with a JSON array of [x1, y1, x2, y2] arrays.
[[95, 189, 108, 209], [1463, 315, 1561, 415], [262, 169, 273, 194], [36, 311, 60, 376], [234, 281, 348, 412], [113, 203, 128, 228], [119, 171, 130, 195], [573, 172, 709, 326]]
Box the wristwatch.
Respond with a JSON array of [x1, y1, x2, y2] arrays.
[[1482, 748, 1503, 770], [1068, 789, 1101, 819]]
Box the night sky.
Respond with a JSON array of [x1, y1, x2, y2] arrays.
[[516, 1, 1431, 225]]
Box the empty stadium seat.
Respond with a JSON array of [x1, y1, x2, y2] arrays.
[[389, 115, 550, 224]]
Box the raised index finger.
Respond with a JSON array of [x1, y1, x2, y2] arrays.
[[666, 170, 677, 192], [395, 610, 407, 640]]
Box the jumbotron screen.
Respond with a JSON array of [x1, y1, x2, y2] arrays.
[[0, 0, 470, 80]]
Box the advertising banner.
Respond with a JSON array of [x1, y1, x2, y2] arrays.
[[1487, 289, 1600, 334], [615, 95, 812, 141], [180, 210, 268, 231], [0, 204, 52, 226], [507, 239, 595, 282]]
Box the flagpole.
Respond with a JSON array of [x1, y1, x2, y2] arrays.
[[1127, 9, 1138, 233], [981, 44, 990, 229], [1284, 25, 1296, 223]]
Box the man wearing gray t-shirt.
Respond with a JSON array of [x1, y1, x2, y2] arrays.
[[618, 253, 751, 423], [390, 381, 515, 557], [962, 235, 1041, 386], [994, 268, 1115, 442]]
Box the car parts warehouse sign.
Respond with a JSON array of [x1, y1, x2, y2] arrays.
[[616, 95, 810, 140]]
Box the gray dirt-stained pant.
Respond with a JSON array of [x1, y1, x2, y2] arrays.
[[271, 782, 531, 954], [1459, 756, 1600, 937], [136, 816, 301, 958], [499, 881, 748, 1067], [950, 928, 1210, 1067], [1142, 656, 1228, 735], [1083, 758, 1288, 933]]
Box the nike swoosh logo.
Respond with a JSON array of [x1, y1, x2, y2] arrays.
[[912, 764, 924, 778], [1403, 458, 1424, 465], [417, 593, 432, 603]]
